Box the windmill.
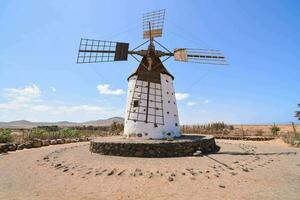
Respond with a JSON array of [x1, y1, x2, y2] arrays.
[[77, 9, 227, 139]]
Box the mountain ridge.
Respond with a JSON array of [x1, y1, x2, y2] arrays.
[[0, 117, 124, 128]]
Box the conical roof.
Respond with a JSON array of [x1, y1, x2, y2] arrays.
[[128, 56, 174, 83]]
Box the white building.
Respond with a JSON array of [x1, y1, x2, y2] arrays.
[[124, 55, 181, 139]]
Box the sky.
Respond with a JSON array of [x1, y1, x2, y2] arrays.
[[0, 0, 299, 124]]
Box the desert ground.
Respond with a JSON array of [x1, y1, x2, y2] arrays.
[[0, 138, 299, 200], [233, 124, 300, 135]]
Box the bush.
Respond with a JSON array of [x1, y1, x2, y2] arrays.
[[181, 122, 234, 134], [28, 128, 46, 140], [270, 123, 280, 137], [0, 129, 13, 143], [255, 129, 264, 136], [59, 128, 81, 138], [110, 122, 124, 133]]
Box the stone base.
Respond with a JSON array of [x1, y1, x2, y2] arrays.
[[89, 134, 220, 158]]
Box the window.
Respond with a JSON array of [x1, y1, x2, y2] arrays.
[[168, 100, 170, 103], [133, 100, 139, 107], [175, 123, 178, 127], [167, 111, 169, 114], [154, 123, 158, 127]]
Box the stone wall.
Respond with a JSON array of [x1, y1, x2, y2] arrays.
[[90, 135, 219, 158], [0, 138, 90, 154]]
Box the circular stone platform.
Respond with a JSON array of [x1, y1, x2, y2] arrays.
[[90, 134, 220, 157]]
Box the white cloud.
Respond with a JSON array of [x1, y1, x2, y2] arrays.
[[175, 93, 189, 101], [197, 97, 210, 104], [0, 84, 118, 121], [97, 84, 125, 96], [50, 86, 56, 92], [187, 101, 197, 106], [203, 99, 209, 104], [4, 84, 40, 103]]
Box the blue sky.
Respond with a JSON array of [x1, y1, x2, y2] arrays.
[[0, 0, 299, 124]]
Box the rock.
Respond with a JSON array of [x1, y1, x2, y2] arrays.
[[32, 139, 42, 148], [55, 163, 62, 168], [168, 176, 174, 182], [71, 138, 77, 143], [63, 168, 69, 172], [64, 138, 71, 143], [50, 140, 57, 145], [8, 143, 17, 151], [56, 139, 64, 144], [242, 168, 249, 172], [17, 144, 25, 150], [117, 170, 126, 176], [43, 156, 49, 160], [25, 142, 33, 149], [219, 183, 226, 188], [171, 173, 176, 177], [294, 140, 300, 147], [230, 172, 237, 176], [0, 143, 10, 153], [181, 172, 186, 175], [193, 151, 203, 156], [107, 170, 115, 176], [42, 140, 50, 146], [148, 172, 153, 178]]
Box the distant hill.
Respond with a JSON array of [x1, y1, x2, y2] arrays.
[[0, 117, 124, 128]]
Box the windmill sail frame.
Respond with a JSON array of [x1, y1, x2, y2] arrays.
[[143, 9, 165, 39], [77, 38, 129, 63], [174, 48, 227, 65]]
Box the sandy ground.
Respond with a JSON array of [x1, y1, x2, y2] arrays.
[[233, 124, 300, 133], [0, 139, 300, 200]]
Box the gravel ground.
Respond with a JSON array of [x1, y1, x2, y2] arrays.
[[0, 138, 299, 200]]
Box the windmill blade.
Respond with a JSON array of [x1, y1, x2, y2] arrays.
[[173, 48, 227, 65], [143, 9, 165, 39], [77, 38, 129, 63]]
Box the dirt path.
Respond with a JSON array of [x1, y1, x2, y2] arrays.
[[0, 139, 299, 200]]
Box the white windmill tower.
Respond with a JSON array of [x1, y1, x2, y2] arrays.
[[77, 9, 227, 140]]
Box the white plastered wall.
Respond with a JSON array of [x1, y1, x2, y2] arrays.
[[123, 74, 180, 139]]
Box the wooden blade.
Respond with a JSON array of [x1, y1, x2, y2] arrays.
[[174, 48, 227, 65], [143, 9, 165, 39], [77, 38, 129, 63]]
